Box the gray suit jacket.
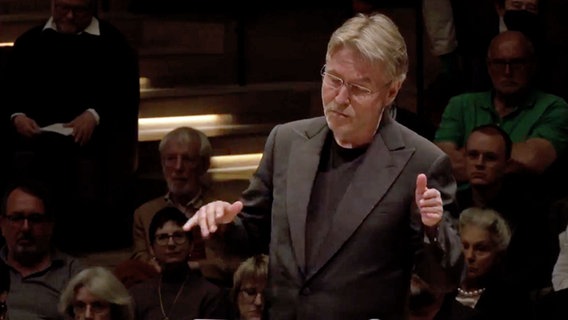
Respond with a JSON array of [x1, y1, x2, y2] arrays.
[[227, 115, 463, 320]]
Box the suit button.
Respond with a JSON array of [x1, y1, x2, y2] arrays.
[[300, 287, 311, 295]]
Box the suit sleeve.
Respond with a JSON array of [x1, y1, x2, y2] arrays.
[[221, 125, 280, 255], [131, 208, 151, 261], [414, 153, 464, 292]]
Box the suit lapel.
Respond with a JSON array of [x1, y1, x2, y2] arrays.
[[307, 116, 415, 279], [286, 119, 329, 274]]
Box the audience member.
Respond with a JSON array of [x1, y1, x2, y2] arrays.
[[59, 266, 134, 320], [0, 179, 83, 319], [0, 262, 9, 320], [129, 207, 232, 320], [434, 31, 568, 195], [4, 0, 140, 251], [184, 13, 463, 319], [456, 124, 556, 291], [409, 273, 480, 320], [450, 0, 544, 91], [131, 126, 246, 287], [231, 254, 268, 320], [452, 207, 533, 319]]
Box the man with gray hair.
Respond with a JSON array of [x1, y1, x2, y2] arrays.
[[184, 13, 463, 319], [131, 126, 246, 287]]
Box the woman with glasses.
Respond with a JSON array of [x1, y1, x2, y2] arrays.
[[129, 206, 232, 320], [58, 266, 134, 320], [231, 255, 268, 320]]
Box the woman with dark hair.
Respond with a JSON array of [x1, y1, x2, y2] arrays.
[[129, 206, 231, 320]]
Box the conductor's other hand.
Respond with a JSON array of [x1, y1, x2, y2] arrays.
[[415, 173, 443, 227], [183, 200, 243, 238]]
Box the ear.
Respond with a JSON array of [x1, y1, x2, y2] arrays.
[[385, 80, 403, 107]]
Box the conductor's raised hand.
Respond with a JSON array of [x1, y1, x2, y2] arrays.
[[183, 200, 243, 238], [415, 173, 444, 227]]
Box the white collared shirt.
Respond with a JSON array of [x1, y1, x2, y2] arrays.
[[42, 16, 101, 36]]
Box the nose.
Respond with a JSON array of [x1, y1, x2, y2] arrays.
[[174, 156, 184, 170], [21, 218, 30, 230], [334, 84, 351, 104], [65, 9, 75, 18], [84, 305, 93, 319], [474, 154, 485, 167], [504, 62, 512, 76], [253, 293, 263, 306], [464, 248, 475, 262]]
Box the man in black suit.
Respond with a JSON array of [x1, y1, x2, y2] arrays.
[[185, 13, 463, 320]]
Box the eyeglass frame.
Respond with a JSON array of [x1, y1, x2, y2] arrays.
[[320, 65, 390, 99], [72, 301, 111, 316], [162, 154, 200, 169], [154, 231, 189, 246], [239, 287, 264, 303], [486, 58, 532, 72], [3, 213, 53, 226]]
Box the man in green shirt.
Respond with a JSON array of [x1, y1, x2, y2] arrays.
[[435, 30, 568, 184]]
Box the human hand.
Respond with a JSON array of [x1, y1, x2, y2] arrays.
[[183, 200, 243, 238], [13, 114, 40, 137], [65, 111, 97, 146], [415, 173, 443, 227]]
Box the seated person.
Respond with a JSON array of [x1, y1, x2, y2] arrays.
[[231, 254, 269, 320], [450, 207, 533, 319], [409, 273, 479, 320], [59, 266, 134, 320], [0, 179, 83, 319], [129, 206, 232, 319], [434, 31, 568, 193], [456, 124, 557, 291], [131, 126, 247, 287], [4, 0, 139, 251]]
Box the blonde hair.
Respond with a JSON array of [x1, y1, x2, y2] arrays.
[[326, 13, 408, 85], [59, 266, 134, 320]]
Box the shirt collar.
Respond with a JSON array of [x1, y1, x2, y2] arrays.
[[483, 88, 539, 111], [164, 187, 204, 212], [43, 16, 100, 36]]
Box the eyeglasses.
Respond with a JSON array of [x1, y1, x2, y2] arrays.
[[321, 65, 380, 99], [155, 231, 188, 246], [487, 58, 531, 72], [0, 301, 7, 320], [54, 4, 91, 16], [508, 2, 538, 14], [72, 301, 110, 315], [4, 213, 52, 225], [163, 154, 200, 169], [240, 287, 263, 303]]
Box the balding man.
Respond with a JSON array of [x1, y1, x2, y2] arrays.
[[434, 31, 568, 184]]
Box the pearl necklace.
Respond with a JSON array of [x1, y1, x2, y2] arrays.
[[457, 287, 486, 296]]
